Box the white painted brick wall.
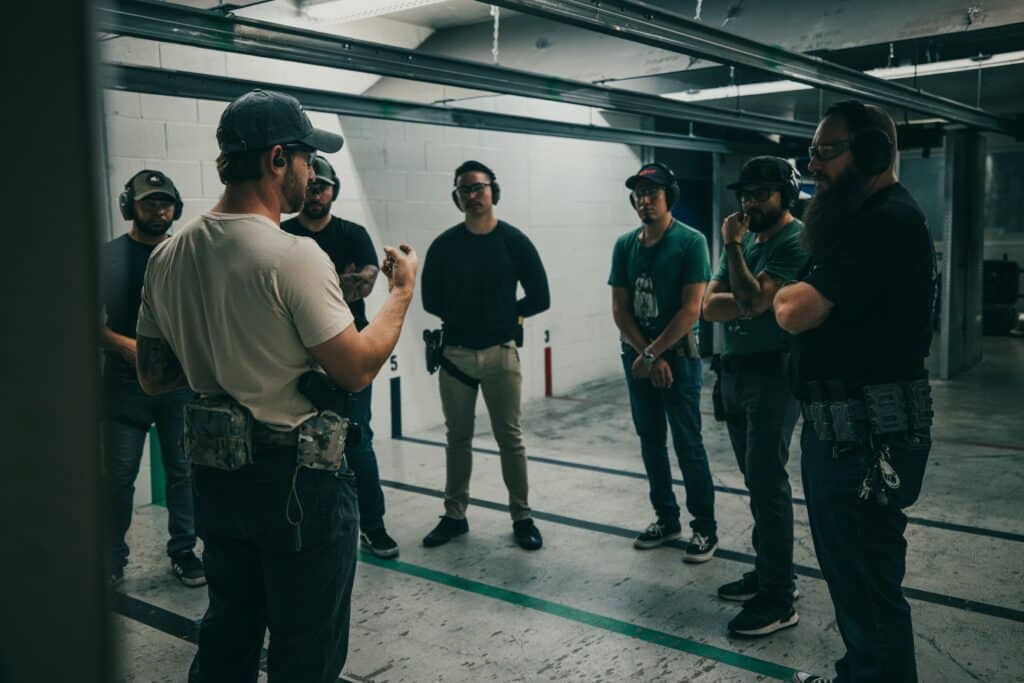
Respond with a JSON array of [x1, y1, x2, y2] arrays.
[[101, 87, 642, 439]]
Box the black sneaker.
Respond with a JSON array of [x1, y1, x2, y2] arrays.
[[171, 551, 206, 587], [682, 532, 718, 563], [728, 594, 799, 637], [792, 674, 832, 683], [718, 573, 801, 602], [361, 528, 400, 559], [512, 519, 543, 550], [633, 519, 682, 549], [423, 516, 469, 548]]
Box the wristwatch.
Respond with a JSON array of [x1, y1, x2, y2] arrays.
[[642, 350, 657, 367]]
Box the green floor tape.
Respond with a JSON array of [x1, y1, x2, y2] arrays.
[[359, 551, 797, 681]]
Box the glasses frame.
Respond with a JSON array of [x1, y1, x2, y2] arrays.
[[808, 140, 851, 162], [454, 181, 492, 197]]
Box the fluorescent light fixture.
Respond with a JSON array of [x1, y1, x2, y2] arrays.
[[304, 0, 449, 22], [665, 49, 1024, 102]]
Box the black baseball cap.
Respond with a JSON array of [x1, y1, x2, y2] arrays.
[[726, 156, 796, 190], [625, 163, 674, 190], [311, 156, 339, 189], [129, 170, 179, 201], [216, 89, 344, 154]]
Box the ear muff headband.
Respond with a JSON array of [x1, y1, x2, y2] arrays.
[[833, 101, 893, 176], [452, 170, 501, 211], [119, 170, 183, 221], [628, 162, 679, 209]]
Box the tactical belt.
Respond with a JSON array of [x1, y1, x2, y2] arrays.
[[253, 423, 299, 448], [440, 356, 480, 389], [799, 378, 933, 444]]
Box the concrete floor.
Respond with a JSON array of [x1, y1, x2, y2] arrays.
[[114, 336, 1024, 682]]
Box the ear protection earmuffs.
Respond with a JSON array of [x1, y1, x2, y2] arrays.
[[119, 170, 183, 221], [779, 162, 801, 209], [452, 168, 501, 210], [628, 161, 680, 209], [831, 100, 893, 176]]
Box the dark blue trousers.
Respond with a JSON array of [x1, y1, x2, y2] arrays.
[[103, 374, 196, 567], [621, 345, 716, 535], [345, 384, 387, 532], [801, 423, 921, 682]]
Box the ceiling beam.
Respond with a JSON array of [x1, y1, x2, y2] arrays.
[[102, 64, 777, 154], [96, 0, 815, 138], [483, 0, 1021, 137]]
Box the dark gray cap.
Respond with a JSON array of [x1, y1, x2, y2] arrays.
[[216, 89, 343, 154], [726, 156, 796, 190], [311, 156, 339, 189]]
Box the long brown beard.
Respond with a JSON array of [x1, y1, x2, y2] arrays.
[[801, 165, 871, 262]]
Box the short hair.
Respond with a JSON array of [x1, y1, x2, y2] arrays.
[[453, 160, 496, 185], [216, 145, 305, 185]]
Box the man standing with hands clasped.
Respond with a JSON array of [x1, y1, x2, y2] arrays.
[[609, 162, 718, 564]]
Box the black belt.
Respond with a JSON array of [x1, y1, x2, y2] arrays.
[[253, 423, 298, 447], [719, 351, 786, 374]]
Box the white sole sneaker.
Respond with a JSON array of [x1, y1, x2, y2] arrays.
[[719, 587, 801, 602], [683, 540, 718, 563], [729, 610, 799, 637], [361, 533, 400, 559]]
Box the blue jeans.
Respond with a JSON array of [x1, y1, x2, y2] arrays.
[[188, 446, 359, 683], [345, 384, 386, 532], [801, 422, 921, 682], [621, 345, 716, 535], [103, 374, 196, 567]]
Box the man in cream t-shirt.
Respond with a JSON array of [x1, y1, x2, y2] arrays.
[[136, 89, 418, 683]]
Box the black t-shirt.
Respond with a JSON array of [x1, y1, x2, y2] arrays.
[[792, 183, 937, 397], [281, 216, 378, 329], [422, 221, 550, 349], [102, 234, 158, 378]]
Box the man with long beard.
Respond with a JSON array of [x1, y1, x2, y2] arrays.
[[101, 170, 204, 588], [283, 156, 399, 559], [702, 157, 807, 637], [774, 101, 937, 683]]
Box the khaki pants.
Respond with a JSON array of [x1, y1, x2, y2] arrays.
[[439, 342, 531, 521]]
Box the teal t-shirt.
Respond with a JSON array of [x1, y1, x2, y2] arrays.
[[712, 218, 808, 357], [608, 220, 711, 340]]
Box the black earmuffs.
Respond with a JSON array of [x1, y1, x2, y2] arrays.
[[831, 100, 893, 176], [119, 170, 183, 221]]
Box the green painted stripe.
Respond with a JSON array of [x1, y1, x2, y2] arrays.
[[359, 551, 797, 681], [149, 427, 166, 505]]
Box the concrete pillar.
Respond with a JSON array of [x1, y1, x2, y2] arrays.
[[938, 129, 986, 379], [0, 2, 113, 681]]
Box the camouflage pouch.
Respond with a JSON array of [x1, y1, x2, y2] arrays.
[[183, 396, 254, 470], [296, 410, 349, 471]]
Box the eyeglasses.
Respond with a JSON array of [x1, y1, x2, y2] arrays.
[[454, 182, 491, 197], [283, 144, 317, 166], [735, 187, 777, 204], [808, 140, 851, 162], [631, 186, 665, 200]]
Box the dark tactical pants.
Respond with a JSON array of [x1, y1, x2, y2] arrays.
[[188, 446, 359, 683], [104, 374, 196, 568], [801, 422, 928, 682], [720, 364, 799, 605], [621, 345, 716, 536], [345, 384, 386, 532]]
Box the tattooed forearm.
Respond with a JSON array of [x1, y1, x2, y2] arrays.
[[136, 335, 188, 395]]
